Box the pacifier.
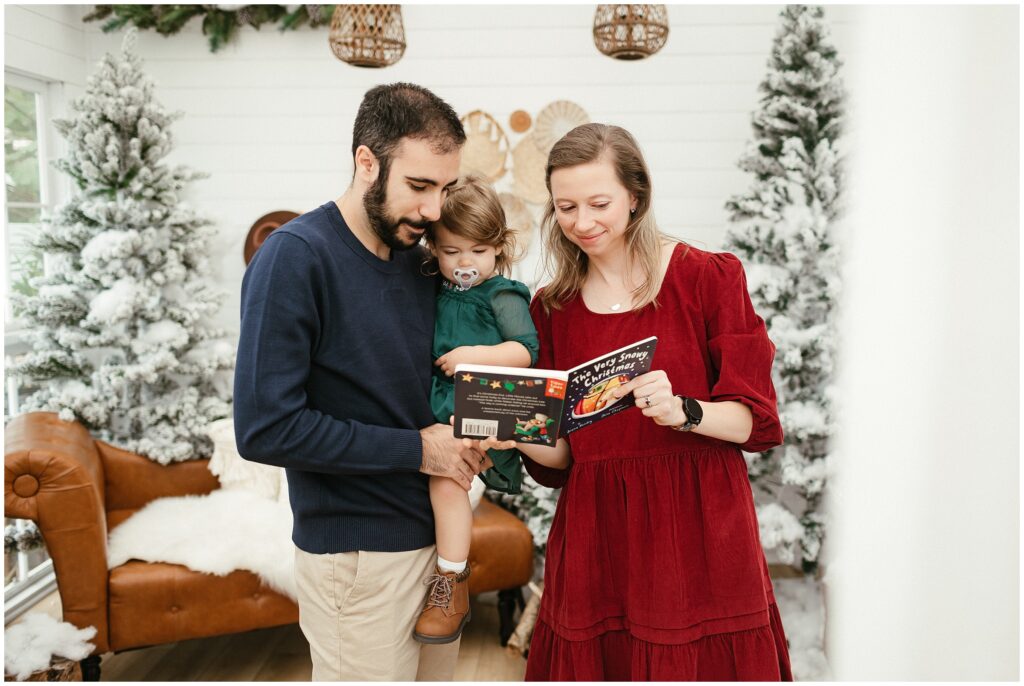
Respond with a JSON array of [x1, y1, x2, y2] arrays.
[[452, 267, 481, 291]]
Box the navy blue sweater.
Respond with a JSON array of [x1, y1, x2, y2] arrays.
[[233, 201, 438, 553]]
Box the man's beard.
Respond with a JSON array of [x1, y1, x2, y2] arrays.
[[363, 166, 431, 251]]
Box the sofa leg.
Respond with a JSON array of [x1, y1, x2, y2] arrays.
[[80, 655, 101, 681], [514, 585, 526, 612], [497, 587, 522, 646]]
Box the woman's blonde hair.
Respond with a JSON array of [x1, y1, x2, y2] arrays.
[[538, 123, 679, 312], [424, 174, 520, 277]]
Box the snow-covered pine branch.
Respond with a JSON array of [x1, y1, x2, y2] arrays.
[[724, 5, 846, 572]]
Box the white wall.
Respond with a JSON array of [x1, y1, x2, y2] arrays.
[[4, 5, 89, 172], [825, 5, 1019, 680], [5, 4, 857, 332], [4, 4, 87, 88]]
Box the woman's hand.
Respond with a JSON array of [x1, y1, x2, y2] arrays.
[[613, 370, 685, 427], [435, 345, 481, 377], [613, 373, 757, 443]]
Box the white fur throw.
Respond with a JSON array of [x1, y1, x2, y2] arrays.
[[107, 489, 297, 600], [106, 419, 486, 598], [4, 613, 96, 681]]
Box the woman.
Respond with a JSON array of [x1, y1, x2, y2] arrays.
[[516, 123, 793, 681]]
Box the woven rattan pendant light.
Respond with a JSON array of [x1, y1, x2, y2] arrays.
[[593, 4, 669, 60], [329, 5, 406, 68]]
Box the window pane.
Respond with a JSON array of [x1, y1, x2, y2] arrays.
[[4, 84, 41, 216], [6, 222, 43, 310], [7, 206, 40, 223]]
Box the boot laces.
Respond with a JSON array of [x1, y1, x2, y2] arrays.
[[424, 573, 454, 609]]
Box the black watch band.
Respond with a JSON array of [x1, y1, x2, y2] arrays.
[[671, 396, 703, 432]]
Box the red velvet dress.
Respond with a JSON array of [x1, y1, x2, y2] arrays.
[[523, 244, 793, 681]]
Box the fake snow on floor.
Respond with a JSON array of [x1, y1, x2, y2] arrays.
[[773, 577, 831, 680]]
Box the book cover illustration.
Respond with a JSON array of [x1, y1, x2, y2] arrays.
[[560, 336, 658, 434], [453, 336, 657, 444]]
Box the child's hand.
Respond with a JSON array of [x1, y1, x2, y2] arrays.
[[447, 416, 514, 465], [477, 435, 517, 452], [435, 346, 479, 377]]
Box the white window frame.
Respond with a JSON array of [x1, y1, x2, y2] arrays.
[[4, 71, 64, 340], [4, 70, 65, 622]]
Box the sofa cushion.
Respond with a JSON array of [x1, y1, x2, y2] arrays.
[[98, 442, 219, 530], [108, 561, 298, 652]]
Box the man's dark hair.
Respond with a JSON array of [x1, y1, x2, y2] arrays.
[[351, 83, 466, 176]]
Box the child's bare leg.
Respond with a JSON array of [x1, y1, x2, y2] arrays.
[[430, 474, 472, 567], [414, 475, 474, 643]]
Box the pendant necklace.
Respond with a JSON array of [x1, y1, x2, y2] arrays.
[[609, 303, 622, 312]]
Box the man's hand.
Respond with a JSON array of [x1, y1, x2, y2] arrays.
[[420, 423, 487, 491], [434, 345, 481, 377]]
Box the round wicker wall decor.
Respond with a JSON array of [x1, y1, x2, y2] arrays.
[[533, 100, 590, 155], [499, 192, 535, 253], [512, 133, 550, 205], [459, 110, 510, 182], [509, 110, 533, 134]]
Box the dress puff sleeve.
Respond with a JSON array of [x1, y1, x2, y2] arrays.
[[699, 253, 784, 453], [519, 290, 571, 489], [490, 282, 539, 366]]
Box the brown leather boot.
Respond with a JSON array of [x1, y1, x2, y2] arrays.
[[412, 564, 471, 644]]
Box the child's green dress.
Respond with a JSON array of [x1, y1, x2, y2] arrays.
[[430, 275, 539, 494]]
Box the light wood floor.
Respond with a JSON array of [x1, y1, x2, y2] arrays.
[[95, 593, 526, 681]]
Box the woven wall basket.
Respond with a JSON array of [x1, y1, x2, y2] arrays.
[[329, 5, 406, 68], [499, 192, 535, 253], [511, 133, 550, 205], [460, 110, 510, 183], [593, 4, 669, 60], [533, 100, 590, 155]]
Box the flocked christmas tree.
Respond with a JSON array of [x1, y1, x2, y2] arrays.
[[723, 5, 844, 572], [491, 473, 559, 562], [12, 30, 234, 464]]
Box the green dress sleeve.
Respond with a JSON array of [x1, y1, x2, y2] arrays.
[[490, 286, 540, 366]]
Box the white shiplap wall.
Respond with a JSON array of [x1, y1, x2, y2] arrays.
[[7, 4, 859, 332]]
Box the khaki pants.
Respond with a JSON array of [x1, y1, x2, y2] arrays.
[[294, 544, 460, 681]]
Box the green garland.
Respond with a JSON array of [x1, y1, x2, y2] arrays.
[[84, 5, 337, 53]]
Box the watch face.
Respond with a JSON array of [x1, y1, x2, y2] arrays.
[[684, 397, 703, 421]]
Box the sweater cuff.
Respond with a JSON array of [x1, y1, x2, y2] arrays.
[[382, 428, 424, 472]]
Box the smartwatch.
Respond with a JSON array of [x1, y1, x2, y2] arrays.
[[671, 396, 703, 432]]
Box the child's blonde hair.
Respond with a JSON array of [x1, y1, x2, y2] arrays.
[[425, 175, 521, 277]]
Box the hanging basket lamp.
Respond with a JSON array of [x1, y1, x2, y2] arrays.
[[329, 4, 406, 68], [593, 4, 669, 61]]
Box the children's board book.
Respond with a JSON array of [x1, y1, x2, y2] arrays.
[[452, 336, 658, 445]]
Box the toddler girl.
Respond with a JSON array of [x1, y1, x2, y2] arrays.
[[413, 175, 538, 644]]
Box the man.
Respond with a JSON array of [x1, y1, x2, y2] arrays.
[[234, 83, 490, 680]]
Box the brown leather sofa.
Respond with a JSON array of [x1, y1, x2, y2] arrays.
[[4, 412, 533, 680]]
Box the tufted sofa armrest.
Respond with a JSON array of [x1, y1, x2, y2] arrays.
[[4, 412, 111, 654]]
